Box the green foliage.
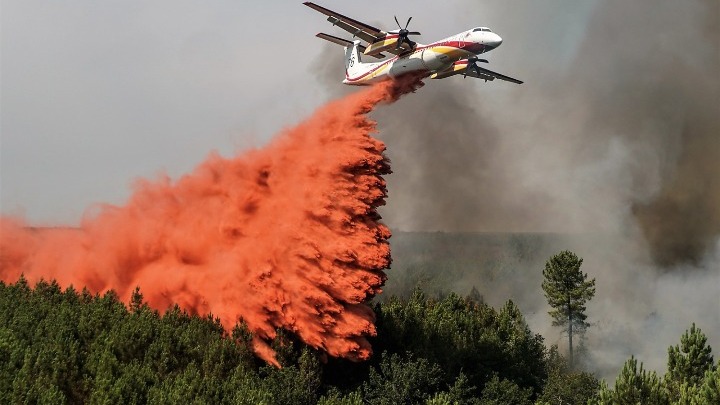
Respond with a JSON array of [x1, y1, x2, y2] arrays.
[[700, 366, 720, 404], [0, 279, 263, 404], [318, 389, 364, 405], [444, 372, 478, 405], [362, 352, 443, 405], [425, 391, 460, 405], [0, 278, 565, 404], [259, 347, 322, 405], [31, 277, 720, 404], [374, 289, 548, 396], [616, 356, 668, 404], [477, 375, 533, 405], [593, 356, 668, 405], [538, 346, 599, 404], [541, 250, 595, 366], [592, 324, 719, 405], [666, 323, 715, 402]]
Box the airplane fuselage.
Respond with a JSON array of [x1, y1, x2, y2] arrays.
[[343, 28, 503, 85]]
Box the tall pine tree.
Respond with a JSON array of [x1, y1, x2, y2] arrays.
[[665, 323, 715, 402], [541, 250, 595, 367]]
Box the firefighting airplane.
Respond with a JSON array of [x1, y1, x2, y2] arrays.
[[304, 2, 523, 86]]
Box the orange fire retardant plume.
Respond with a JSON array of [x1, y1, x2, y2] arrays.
[[0, 76, 424, 366]]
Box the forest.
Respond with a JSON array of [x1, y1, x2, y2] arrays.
[[1, 272, 717, 404]]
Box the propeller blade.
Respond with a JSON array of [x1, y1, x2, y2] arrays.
[[394, 16, 401, 28], [405, 17, 412, 29], [407, 31, 421, 36]]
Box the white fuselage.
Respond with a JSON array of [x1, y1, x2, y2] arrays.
[[343, 28, 503, 85]]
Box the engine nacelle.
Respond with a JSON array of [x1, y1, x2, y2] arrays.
[[363, 35, 401, 56], [420, 47, 451, 71], [388, 52, 426, 78]]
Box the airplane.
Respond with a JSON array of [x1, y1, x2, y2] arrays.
[[304, 2, 523, 86]]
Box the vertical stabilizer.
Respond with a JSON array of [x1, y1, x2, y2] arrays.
[[344, 40, 365, 79]]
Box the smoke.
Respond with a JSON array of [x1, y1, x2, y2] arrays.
[[313, 0, 719, 378], [0, 78, 422, 366], [567, 0, 720, 267]]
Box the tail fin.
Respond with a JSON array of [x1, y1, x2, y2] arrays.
[[344, 40, 365, 78]]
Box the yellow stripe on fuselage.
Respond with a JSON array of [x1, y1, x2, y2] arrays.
[[427, 46, 475, 61]]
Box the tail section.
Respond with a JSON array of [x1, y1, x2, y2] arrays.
[[344, 40, 366, 79], [314, 33, 382, 85]]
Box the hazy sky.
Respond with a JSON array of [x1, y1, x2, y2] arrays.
[[1, 0, 594, 223]]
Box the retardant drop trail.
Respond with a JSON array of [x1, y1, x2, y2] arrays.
[[0, 76, 424, 366]]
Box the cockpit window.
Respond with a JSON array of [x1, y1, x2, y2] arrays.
[[472, 27, 491, 32]]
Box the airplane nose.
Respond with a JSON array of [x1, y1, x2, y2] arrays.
[[489, 33, 503, 49]]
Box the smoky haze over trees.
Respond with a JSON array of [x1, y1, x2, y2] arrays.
[[311, 0, 719, 377]]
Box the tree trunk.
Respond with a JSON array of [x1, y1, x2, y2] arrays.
[[568, 310, 574, 368]]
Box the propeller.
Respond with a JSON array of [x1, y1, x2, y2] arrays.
[[462, 56, 489, 78], [393, 16, 421, 50]]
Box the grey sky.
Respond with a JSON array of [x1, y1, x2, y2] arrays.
[[1, 0, 594, 223], [1, 1, 318, 222]]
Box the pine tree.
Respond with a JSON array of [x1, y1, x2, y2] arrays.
[[700, 366, 720, 404], [609, 356, 668, 405], [541, 250, 595, 367], [666, 323, 715, 402], [129, 286, 145, 313]]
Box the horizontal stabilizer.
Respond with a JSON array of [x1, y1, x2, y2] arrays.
[[315, 33, 386, 59]]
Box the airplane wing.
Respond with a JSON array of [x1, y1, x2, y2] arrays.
[[304, 2, 414, 56], [464, 66, 524, 84], [304, 2, 385, 44], [431, 62, 523, 84], [316, 33, 387, 59]]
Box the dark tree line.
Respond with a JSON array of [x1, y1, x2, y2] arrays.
[[1, 276, 600, 404], [1, 274, 715, 404]]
